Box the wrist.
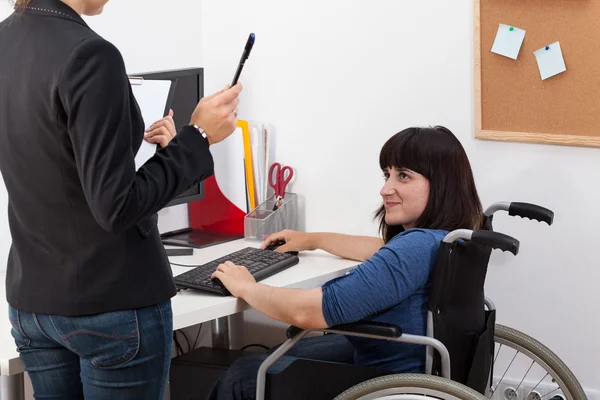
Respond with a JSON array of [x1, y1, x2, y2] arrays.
[[189, 124, 210, 144], [239, 281, 257, 299], [307, 233, 320, 251]]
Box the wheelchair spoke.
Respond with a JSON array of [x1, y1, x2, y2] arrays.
[[490, 349, 519, 396], [491, 343, 569, 400], [494, 343, 503, 364], [491, 324, 587, 400], [530, 372, 550, 394], [541, 387, 561, 399], [513, 360, 535, 393]]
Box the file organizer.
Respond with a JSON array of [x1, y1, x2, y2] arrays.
[[244, 193, 298, 241]]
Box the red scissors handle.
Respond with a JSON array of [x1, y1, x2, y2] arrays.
[[278, 166, 293, 191], [269, 163, 294, 198]]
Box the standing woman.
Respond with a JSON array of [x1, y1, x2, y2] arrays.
[[0, 0, 242, 398]]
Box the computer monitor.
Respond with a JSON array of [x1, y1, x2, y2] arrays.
[[134, 68, 204, 207], [133, 68, 242, 251]]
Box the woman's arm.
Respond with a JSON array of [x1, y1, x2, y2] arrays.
[[212, 262, 328, 329], [243, 285, 327, 329], [60, 38, 240, 234], [311, 233, 384, 262], [232, 230, 440, 330], [262, 230, 383, 262]]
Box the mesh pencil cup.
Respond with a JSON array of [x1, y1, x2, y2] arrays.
[[244, 193, 299, 241]]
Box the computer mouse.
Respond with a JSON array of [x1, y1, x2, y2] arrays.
[[265, 240, 286, 251], [265, 240, 298, 256]]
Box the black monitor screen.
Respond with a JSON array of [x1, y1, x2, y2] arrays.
[[131, 68, 205, 207]]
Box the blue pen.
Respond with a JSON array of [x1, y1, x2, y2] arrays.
[[231, 33, 255, 87]]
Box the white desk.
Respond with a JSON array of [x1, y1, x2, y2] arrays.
[[0, 239, 357, 399]]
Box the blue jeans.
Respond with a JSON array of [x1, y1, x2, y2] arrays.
[[8, 300, 173, 400], [207, 334, 355, 400]]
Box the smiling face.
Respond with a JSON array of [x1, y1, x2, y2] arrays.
[[380, 167, 430, 230], [375, 126, 484, 243]]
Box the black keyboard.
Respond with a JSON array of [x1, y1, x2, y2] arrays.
[[173, 247, 300, 295]]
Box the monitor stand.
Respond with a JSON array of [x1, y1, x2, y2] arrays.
[[161, 228, 243, 251]]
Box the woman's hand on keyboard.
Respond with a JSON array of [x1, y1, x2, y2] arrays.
[[211, 261, 256, 298], [260, 230, 316, 253]]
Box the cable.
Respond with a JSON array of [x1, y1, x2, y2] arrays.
[[176, 330, 191, 352], [240, 343, 269, 351], [193, 324, 203, 350], [170, 262, 199, 268], [173, 332, 184, 356]]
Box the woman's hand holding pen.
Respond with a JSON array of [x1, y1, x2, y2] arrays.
[[190, 83, 243, 145], [145, 109, 177, 148]]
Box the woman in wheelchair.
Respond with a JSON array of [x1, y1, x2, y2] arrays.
[[207, 125, 484, 400]]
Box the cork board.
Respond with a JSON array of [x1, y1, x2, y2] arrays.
[[474, 0, 600, 148]]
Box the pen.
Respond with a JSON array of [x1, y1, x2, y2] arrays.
[[231, 33, 255, 87]]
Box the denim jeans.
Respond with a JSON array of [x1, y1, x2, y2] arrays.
[[207, 334, 355, 400], [8, 300, 173, 400]]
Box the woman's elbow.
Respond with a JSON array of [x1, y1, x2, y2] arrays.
[[293, 311, 329, 330]]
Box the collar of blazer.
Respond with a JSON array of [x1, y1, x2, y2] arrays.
[[23, 0, 89, 29]]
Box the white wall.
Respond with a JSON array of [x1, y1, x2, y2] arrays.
[[200, 0, 600, 391]]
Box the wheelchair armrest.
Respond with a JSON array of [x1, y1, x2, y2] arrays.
[[286, 321, 402, 339]]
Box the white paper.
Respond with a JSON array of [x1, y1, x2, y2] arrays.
[[250, 125, 262, 205], [491, 24, 526, 60], [130, 79, 172, 170], [534, 41, 567, 80], [250, 122, 268, 205], [210, 127, 247, 212]]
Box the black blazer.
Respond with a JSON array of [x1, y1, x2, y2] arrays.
[[0, 0, 214, 316]]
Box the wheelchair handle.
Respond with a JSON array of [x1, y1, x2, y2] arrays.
[[444, 229, 519, 255], [472, 231, 519, 255], [484, 201, 554, 225], [509, 202, 554, 225]]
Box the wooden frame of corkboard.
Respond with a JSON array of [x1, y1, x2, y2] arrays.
[[474, 0, 600, 148]]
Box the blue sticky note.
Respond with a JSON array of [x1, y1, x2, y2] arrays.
[[491, 23, 526, 60], [534, 41, 567, 80]]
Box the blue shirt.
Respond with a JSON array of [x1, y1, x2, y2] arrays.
[[321, 228, 448, 373]]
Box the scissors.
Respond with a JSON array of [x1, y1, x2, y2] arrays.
[[269, 162, 294, 211]]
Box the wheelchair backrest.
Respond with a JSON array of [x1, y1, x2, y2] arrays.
[[428, 217, 496, 394]]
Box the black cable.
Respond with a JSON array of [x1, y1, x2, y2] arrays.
[[240, 343, 269, 351], [176, 330, 191, 352], [173, 332, 184, 356], [193, 324, 203, 350], [170, 262, 199, 268]]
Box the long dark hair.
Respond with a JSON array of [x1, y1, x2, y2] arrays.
[[375, 126, 483, 243]]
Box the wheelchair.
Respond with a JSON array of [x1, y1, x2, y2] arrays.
[[254, 202, 587, 399]]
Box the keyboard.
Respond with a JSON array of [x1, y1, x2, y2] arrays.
[[173, 247, 300, 296]]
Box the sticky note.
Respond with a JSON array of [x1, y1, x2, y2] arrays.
[[491, 24, 526, 60], [534, 41, 567, 80]]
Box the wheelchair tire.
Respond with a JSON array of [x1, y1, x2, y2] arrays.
[[333, 373, 487, 400], [494, 324, 587, 400]]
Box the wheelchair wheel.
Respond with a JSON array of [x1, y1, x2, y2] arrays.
[[493, 324, 587, 400], [333, 374, 487, 400]]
